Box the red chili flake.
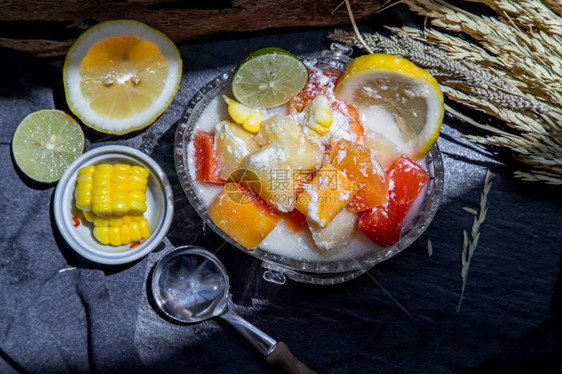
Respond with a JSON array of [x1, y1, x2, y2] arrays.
[[72, 216, 80, 227], [129, 241, 141, 249]]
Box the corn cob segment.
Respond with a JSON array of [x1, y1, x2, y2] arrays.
[[74, 163, 151, 246], [74, 163, 149, 217], [92, 214, 150, 246]]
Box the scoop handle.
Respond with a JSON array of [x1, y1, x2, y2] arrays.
[[220, 309, 277, 356], [267, 341, 318, 374], [220, 309, 316, 373]]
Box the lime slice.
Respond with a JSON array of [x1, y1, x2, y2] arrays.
[[12, 109, 85, 183], [232, 47, 308, 109]]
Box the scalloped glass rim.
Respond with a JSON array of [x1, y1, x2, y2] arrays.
[[174, 57, 444, 282]]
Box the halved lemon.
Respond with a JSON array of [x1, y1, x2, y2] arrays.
[[335, 54, 444, 159], [63, 20, 182, 135]]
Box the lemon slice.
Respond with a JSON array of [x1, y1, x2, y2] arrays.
[[335, 54, 444, 159], [63, 20, 182, 135], [232, 47, 308, 109], [12, 110, 85, 183]]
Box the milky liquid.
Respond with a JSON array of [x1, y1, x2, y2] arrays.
[[185, 84, 430, 262]]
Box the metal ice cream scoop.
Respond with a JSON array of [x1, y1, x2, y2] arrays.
[[150, 245, 316, 374]]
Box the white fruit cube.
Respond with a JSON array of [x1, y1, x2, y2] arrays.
[[285, 135, 324, 171], [255, 114, 302, 146], [309, 208, 357, 253], [215, 120, 259, 180], [242, 143, 295, 212]]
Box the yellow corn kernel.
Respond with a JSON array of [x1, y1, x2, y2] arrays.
[[95, 163, 113, 173], [93, 216, 109, 227], [111, 182, 129, 193], [109, 217, 123, 227], [112, 163, 131, 175], [93, 227, 109, 245], [75, 186, 92, 198], [93, 164, 113, 179], [129, 190, 146, 203], [131, 166, 149, 179], [82, 210, 97, 223], [303, 95, 333, 137], [129, 203, 146, 216], [93, 178, 111, 188], [129, 215, 142, 222], [129, 178, 147, 190], [76, 174, 94, 187], [122, 215, 132, 225], [78, 165, 96, 176], [111, 203, 129, 216], [128, 190, 147, 215], [92, 186, 112, 217], [75, 190, 93, 212], [111, 189, 128, 197], [108, 227, 122, 246], [131, 181, 147, 191], [111, 190, 130, 216], [111, 173, 128, 184], [129, 222, 141, 242], [138, 217, 150, 239], [120, 224, 131, 244], [223, 95, 264, 133], [130, 167, 148, 193], [130, 183, 147, 193]]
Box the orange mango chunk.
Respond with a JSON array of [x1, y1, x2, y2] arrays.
[[207, 182, 279, 249], [294, 163, 358, 228], [329, 138, 389, 212]]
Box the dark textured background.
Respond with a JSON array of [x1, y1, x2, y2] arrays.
[[1, 8, 561, 373]]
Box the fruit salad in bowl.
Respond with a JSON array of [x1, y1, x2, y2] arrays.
[[174, 46, 444, 284]]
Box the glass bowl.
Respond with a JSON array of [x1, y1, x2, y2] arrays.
[[174, 48, 444, 285]]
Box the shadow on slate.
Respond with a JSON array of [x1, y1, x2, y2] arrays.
[[467, 257, 562, 374]]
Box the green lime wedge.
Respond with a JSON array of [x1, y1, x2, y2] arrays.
[[12, 109, 85, 183], [232, 47, 309, 109]]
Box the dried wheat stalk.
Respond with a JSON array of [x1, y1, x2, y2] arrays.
[[329, 0, 562, 184], [457, 170, 492, 312], [542, 0, 562, 15]]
